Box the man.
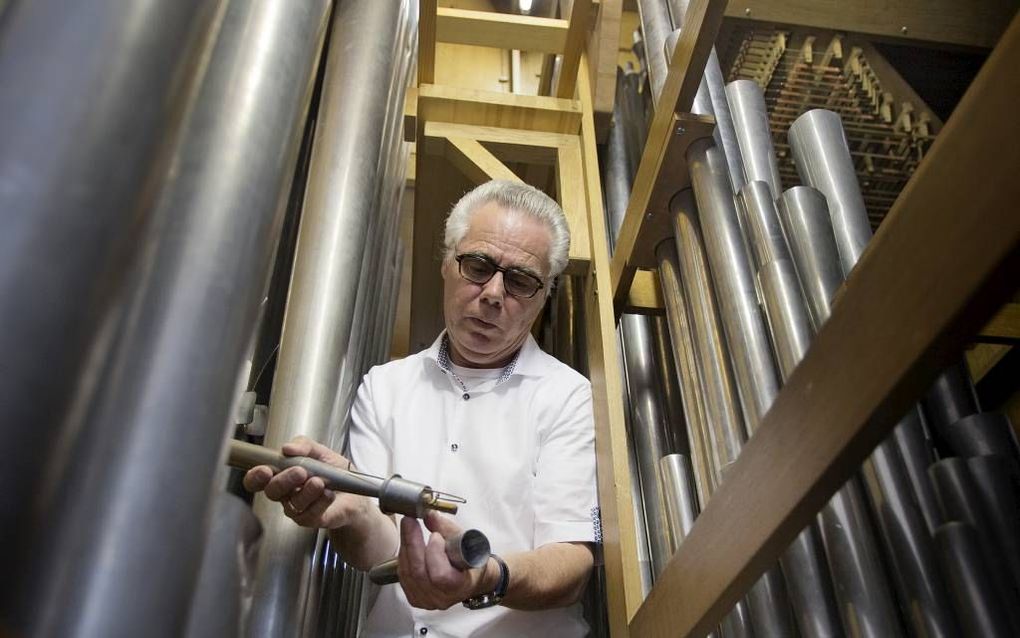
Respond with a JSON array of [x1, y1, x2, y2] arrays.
[[245, 180, 598, 636]]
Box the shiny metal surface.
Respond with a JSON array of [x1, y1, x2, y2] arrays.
[[671, 190, 796, 638], [740, 181, 792, 268], [0, 0, 219, 609], [777, 187, 844, 330], [930, 457, 1020, 631], [935, 522, 1015, 638], [670, 189, 747, 475], [757, 261, 813, 386], [185, 493, 264, 638], [861, 441, 960, 637], [249, 1, 415, 635], [891, 409, 943, 533], [817, 481, 904, 637], [726, 81, 783, 198], [659, 454, 700, 547], [777, 186, 925, 638], [946, 412, 1018, 459], [779, 528, 843, 638], [788, 109, 873, 276], [922, 362, 981, 449], [619, 312, 677, 576], [704, 51, 746, 194], [656, 241, 715, 505], [637, 0, 672, 104], [966, 455, 1020, 603], [5, 3, 329, 635], [688, 138, 780, 431]]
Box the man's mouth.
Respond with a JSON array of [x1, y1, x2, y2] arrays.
[[467, 316, 498, 330]]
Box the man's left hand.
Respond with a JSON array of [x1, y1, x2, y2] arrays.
[[396, 511, 496, 610]]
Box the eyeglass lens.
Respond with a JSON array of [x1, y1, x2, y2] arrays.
[[458, 254, 541, 297]]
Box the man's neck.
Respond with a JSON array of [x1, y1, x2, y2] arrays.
[[445, 335, 521, 370]]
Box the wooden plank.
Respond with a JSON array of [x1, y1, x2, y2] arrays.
[[588, 0, 624, 140], [556, 139, 592, 273], [404, 88, 418, 143], [419, 0, 438, 85], [726, 0, 1016, 50], [576, 53, 645, 634], [424, 121, 573, 166], [435, 7, 568, 54], [608, 0, 728, 315], [417, 83, 582, 133], [444, 136, 522, 184], [556, 0, 595, 99], [977, 302, 1020, 342], [630, 15, 1020, 637], [624, 269, 665, 315], [966, 343, 1011, 382]]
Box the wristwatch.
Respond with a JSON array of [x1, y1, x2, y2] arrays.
[[462, 554, 509, 610]]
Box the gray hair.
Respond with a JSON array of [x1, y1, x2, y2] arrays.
[[443, 180, 571, 279]]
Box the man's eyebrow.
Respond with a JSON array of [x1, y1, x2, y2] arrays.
[[469, 251, 543, 279]]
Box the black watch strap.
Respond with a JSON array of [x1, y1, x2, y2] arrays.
[[462, 554, 509, 610]]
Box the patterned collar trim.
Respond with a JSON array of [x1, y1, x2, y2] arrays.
[[437, 334, 520, 386]]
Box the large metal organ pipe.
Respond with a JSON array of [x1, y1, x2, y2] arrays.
[[0, 0, 220, 609], [248, 1, 415, 635], [1, 2, 330, 636]]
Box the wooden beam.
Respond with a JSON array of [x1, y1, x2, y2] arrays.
[[556, 139, 592, 272], [419, 0, 437, 85], [444, 136, 522, 184], [556, 0, 595, 99], [608, 0, 728, 316], [624, 269, 665, 315], [424, 121, 573, 166], [435, 7, 569, 54], [726, 0, 1016, 50], [966, 343, 1011, 382], [977, 302, 1020, 342], [417, 84, 582, 134], [588, 0, 624, 140], [403, 88, 418, 143], [630, 15, 1020, 636], [577, 53, 645, 634]]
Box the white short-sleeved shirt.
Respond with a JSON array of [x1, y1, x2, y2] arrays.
[[349, 332, 599, 638]]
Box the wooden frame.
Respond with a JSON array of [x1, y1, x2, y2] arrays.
[[724, 0, 1015, 49]]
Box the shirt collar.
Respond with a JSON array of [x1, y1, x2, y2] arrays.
[[425, 331, 546, 382]]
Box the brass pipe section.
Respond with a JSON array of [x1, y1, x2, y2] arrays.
[[368, 529, 491, 586], [228, 440, 462, 517]]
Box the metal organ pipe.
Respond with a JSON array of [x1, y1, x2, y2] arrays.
[[0, 0, 220, 612], [2, 3, 330, 636], [249, 1, 415, 635]]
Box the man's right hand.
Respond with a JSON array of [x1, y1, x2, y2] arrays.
[[242, 435, 368, 530]]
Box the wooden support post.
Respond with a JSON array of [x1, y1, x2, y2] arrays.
[[629, 15, 1020, 636], [556, 0, 594, 99], [419, 0, 437, 85], [576, 53, 644, 635]]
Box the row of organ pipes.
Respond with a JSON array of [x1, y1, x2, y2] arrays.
[[1, 0, 416, 636], [1, 0, 1018, 635], [584, 1, 1020, 636]]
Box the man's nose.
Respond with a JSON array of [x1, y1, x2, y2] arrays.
[[480, 271, 505, 306]]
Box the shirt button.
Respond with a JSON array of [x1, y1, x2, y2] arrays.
[[451, 443, 459, 452], [419, 628, 428, 635], [462, 392, 470, 400]]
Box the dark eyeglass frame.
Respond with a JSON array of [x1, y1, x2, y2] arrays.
[[455, 252, 545, 299]]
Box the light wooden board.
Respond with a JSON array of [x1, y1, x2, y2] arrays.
[[556, 0, 594, 98], [436, 7, 569, 53], [417, 84, 582, 133], [630, 15, 1020, 636], [419, 0, 438, 85]]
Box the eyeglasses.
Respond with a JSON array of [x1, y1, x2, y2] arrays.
[[455, 253, 545, 299]]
